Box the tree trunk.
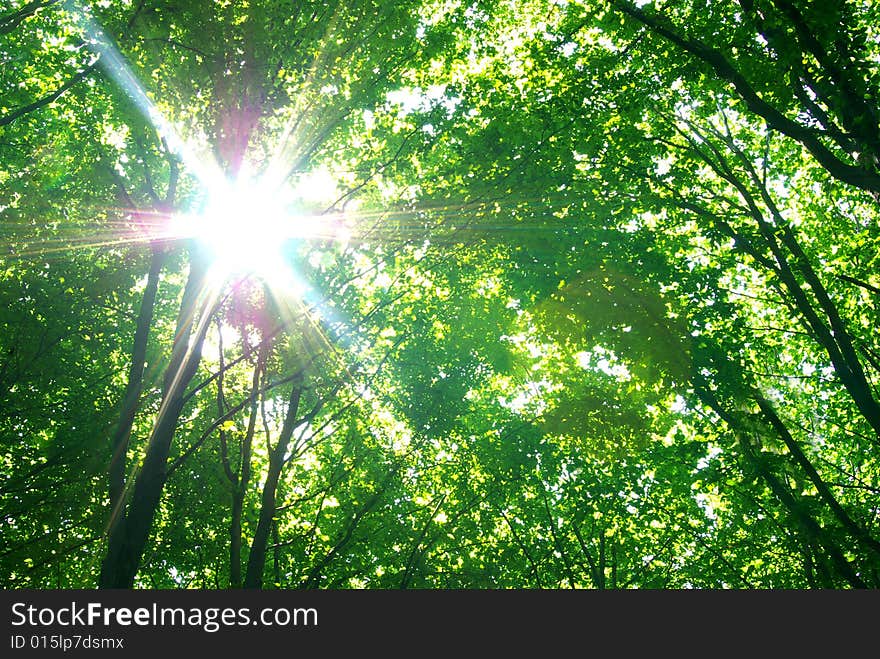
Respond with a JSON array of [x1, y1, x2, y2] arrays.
[[108, 245, 166, 521], [695, 381, 868, 588], [99, 255, 210, 588], [229, 363, 260, 588], [755, 394, 880, 559], [613, 0, 880, 195], [243, 383, 301, 589]]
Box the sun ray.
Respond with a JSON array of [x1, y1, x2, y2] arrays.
[[66, 1, 225, 192], [260, 2, 347, 191], [107, 273, 224, 534]]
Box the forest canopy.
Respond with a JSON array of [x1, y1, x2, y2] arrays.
[[1, 0, 879, 589]]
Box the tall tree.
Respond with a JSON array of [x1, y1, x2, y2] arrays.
[[2, 0, 879, 590]]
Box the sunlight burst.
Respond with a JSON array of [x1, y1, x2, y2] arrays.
[[172, 179, 325, 285]]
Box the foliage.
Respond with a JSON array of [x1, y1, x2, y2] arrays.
[[1, 0, 878, 589]]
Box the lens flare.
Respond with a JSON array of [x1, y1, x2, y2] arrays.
[[171, 180, 298, 283]]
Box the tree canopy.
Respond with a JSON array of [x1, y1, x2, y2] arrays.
[[1, 0, 879, 589]]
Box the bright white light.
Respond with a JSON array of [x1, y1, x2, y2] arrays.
[[202, 184, 291, 275], [172, 179, 329, 285], [294, 168, 339, 205], [203, 189, 293, 273]]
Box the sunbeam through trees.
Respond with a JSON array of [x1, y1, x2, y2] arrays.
[[1, 0, 879, 590]]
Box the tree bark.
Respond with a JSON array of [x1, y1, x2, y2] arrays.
[[99, 254, 211, 588], [242, 383, 302, 589], [108, 245, 166, 521], [695, 380, 868, 588], [227, 352, 261, 588], [0, 63, 98, 128], [0, 0, 58, 35], [613, 0, 880, 195], [755, 395, 880, 558], [674, 111, 880, 440]]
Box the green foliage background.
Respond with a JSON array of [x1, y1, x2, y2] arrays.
[[1, 0, 879, 588]]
